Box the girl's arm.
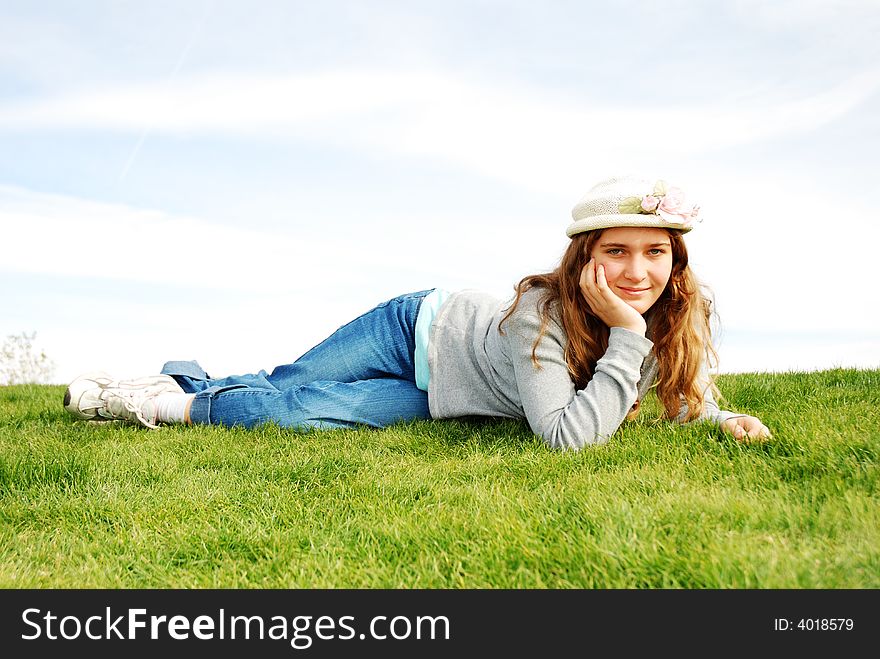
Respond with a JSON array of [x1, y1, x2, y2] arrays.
[[507, 259, 653, 450], [508, 308, 653, 449], [677, 364, 772, 441]]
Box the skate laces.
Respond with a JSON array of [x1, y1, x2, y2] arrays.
[[100, 385, 161, 429]]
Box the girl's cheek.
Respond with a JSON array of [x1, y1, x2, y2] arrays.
[[652, 263, 673, 287], [597, 261, 618, 282]]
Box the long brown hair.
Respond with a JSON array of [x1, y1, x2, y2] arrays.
[[499, 228, 716, 421]]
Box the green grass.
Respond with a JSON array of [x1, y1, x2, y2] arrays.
[[1, 369, 878, 588]]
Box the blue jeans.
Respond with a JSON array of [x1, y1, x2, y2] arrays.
[[160, 290, 433, 430]]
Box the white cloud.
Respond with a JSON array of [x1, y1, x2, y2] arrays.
[[733, 0, 880, 28], [0, 15, 96, 89], [0, 185, 343, 293], [2, 68, 878, 195], [717, 332, 880, 374], [0, 184, 553, 297], [685, 170, 880, 335]]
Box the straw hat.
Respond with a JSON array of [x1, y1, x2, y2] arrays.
[[567, 175, 700, 237]]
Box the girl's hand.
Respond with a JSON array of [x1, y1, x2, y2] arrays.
[[720, 415, 772, 442], [579, 260, 647, 336]]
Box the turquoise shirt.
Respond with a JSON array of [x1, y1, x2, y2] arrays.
[[414, 288, 451, 391]]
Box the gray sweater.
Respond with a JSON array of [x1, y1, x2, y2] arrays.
[[427, 287, 736, 450]]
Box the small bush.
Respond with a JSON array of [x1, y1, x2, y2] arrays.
[[0, 331, 56, 385]]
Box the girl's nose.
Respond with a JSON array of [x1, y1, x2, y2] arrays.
[[623, 257, 647, 281]]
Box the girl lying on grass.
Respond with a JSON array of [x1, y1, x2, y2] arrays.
[[64, 175, 771, 449]]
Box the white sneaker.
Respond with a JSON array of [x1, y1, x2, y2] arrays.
[[63, 371, 184, 429]]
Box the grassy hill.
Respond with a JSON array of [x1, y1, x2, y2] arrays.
[[1, 369, 877, 588]]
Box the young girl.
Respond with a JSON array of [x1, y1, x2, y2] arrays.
[[64, 175, 771, 449]]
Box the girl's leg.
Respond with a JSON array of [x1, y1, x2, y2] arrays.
[[188, 377, 430, 430], [267, 290, 431, 388], [160, 360, 275, 393], [161, 290, 434, 429], [163, 290, 431, 392]]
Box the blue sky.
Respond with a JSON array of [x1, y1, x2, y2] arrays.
[[1, 0, 879, 383]]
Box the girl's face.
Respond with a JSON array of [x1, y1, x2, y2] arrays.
[[589, 227, 674, 314]]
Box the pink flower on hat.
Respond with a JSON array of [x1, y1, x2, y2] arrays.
[[616, 179, 702, 228], [656, 186, 699, 226], [658, 187, 684, 213], [640, 195, 660, 212]]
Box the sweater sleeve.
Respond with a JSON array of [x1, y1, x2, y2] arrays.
[[507, 308, 653, 450]]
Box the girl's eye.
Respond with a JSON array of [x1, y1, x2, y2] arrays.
[[606, 248, 623, 255], [648, 249, 666, 255]]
